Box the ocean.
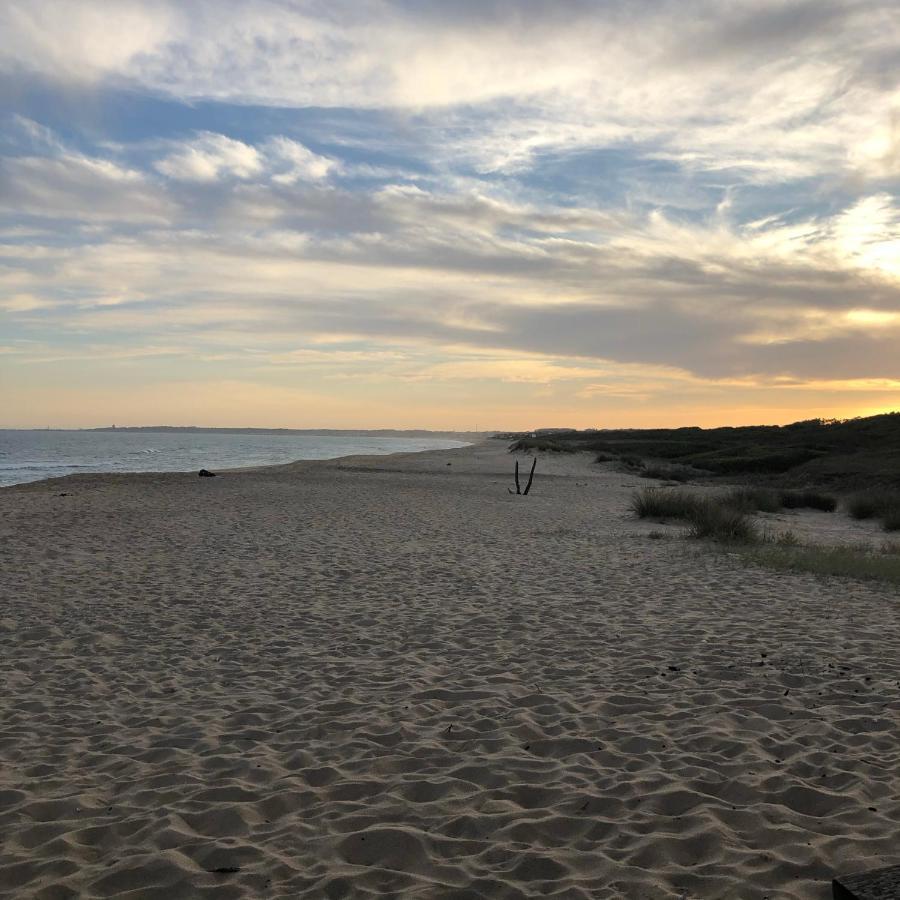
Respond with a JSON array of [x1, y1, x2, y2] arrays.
[[0, 430, 471, 487]]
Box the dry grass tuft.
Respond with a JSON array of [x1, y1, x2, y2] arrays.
[[846, 489, 900, 531], [631, 489, 758, 543], [744, 542, 900, 585]]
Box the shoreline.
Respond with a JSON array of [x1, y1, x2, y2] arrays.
[[0, 437, 479, 492], [1, 440, 898, 898]]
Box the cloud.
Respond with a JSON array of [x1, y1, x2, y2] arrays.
[[153, 132, 337, 184], [0, 1, 176, 82], [3, 1, 897, 185], [0, 292, 59, 312], [2, 3, 900, 426], [0, 152, 171, 222], [832, 194, 900, 277], [267, 137, 338, 182], [4, 177, 898, 386], [155, 132, 263, 181]]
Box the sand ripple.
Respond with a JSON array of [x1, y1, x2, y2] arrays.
[[1, 445, 898, 898]]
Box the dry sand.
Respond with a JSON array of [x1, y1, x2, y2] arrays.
[[1, 441, 898, 899]]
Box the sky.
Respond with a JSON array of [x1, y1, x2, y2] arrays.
[[1, 0, 899, 430]]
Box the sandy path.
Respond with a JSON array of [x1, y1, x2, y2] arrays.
[[0, 442, 898, 899]]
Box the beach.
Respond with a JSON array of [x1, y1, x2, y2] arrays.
[[1, 440, 898, 899]]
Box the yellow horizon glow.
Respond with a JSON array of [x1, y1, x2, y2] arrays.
[[2, 377, 897, 432]]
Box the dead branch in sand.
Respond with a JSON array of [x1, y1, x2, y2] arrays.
[[509, 458, 537, 495]]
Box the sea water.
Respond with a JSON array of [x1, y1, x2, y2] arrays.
[[0, 430, 470, 487]]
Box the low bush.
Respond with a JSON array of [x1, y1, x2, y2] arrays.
[[846, 490, 900, 531], [726, 487, 782, 513], [631, 489, 701, 519], [847, 490, 888, 519], [687, 500, 759, 542], [631, 489, 757, 543], [686, 448, 821, 474], [725, 487, 836, 513], [779, 490, 837, 512], [883, 506, 900, 532], [766, 528, 800, 546]]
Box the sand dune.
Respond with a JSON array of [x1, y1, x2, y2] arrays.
[[1, 442, 898, 898]]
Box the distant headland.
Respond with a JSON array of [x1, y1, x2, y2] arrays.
[[87, 426, 488, 439]]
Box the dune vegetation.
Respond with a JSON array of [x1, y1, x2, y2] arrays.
[[505, 413, 900, 491], [631, 485, 900, 585]]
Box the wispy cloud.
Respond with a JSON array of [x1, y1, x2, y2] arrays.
[[1, 1, 898, 427]]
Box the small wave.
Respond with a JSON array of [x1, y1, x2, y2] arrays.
[[0, 463, 94, 471]]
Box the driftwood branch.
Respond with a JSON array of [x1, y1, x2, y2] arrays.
[[510, 457, 536, 495], [523, 457, 537, 495]]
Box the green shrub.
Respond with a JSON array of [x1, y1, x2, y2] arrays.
[[631, 489, 757, 542], [687, 500, 759, 543]]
